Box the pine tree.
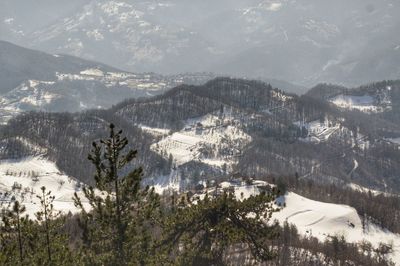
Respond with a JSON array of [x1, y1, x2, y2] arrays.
[[1, 201, 28, 264], [74, 123, 160, 265], [35, 186, 73, 265], [12, 201, 25, 263], [1, 199, 42, 265], [160, 190, 279, 265], [36, 186, 57, 263]]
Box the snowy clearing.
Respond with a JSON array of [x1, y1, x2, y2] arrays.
[[150, 114, 251, 167], [329, 91, 391, 113], [347, 183, 389, 196], [0, 157, 88, 218], [330, 94, 377, 112], [192, 180, 400, 264], [80, 68, 104, 77], [139, 125, 170, 136], [274, 192, 400, 264], [294, 119, 340, 143]]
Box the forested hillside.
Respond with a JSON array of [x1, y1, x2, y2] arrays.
[[2, 77, 400, 193]]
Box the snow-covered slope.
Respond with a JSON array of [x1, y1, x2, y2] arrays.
[[329, 94, 391, 113], [294, 119, 341, 143], [328, 86, 392, 113], [0, 156, 87, 218], [193, 180, 400, 264], [274, 192, 400, 264], [150, 113, 251, 168], [330, 94, 377, 112]]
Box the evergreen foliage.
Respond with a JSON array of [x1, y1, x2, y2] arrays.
[[35, 186, 74, 265], [160, 190, 279, 265], [73, 123, 161, 265]]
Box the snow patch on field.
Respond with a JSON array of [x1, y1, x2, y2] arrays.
[[139, 125, 170, 136], [329, 92, 391, 113], [80, 68, 104, 76], [0, 157, 87, 218], [347, 183, 388, 196], [274, 192, 400, 264], [192, 179, 400, 263], [150, 114, 251, 167], [196, 179, 400, 264], [330, 94, 377, 112], [295, 119, 370, 149], [219, 180, 270, 200], [294, 119, 340, 143]]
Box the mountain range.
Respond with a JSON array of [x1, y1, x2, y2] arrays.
[[1, 0, 399, 87]]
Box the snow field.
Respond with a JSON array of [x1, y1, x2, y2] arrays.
[[330, 94, 378, 112], [0, 157, 88, 218], [192, 180, 400, 264], [329, 89, 392, 113], [294, 119, 340, 143], [274, 192, 400, 264], [150, 114, 251, 167]]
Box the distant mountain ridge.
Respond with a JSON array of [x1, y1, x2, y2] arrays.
[[0, 41, 216, 123], [0, 40, 119, 94]]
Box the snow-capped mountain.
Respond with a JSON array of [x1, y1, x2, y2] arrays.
[[2, 0, 399, 87]]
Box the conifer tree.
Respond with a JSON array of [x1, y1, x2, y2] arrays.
[[35, 186, 73, 265], [74, 123, 160, 265], [36, 186, 57, 263], [1, 198, 41, 265], [1, 201, 28, 264], [160, 190, 279, 265], [11, 201, 25, 263]]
